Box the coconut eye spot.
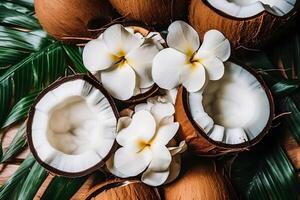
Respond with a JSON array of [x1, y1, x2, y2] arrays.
[[188, 62, 271, 145], [29, 77, 118, 175], [206, 0, 296, 18]]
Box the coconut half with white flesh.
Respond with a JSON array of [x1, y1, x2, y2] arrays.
[[189, 0, 299, 48], [27, 75, 119, 177], [175, 62, 274, 156], [206, 0, 296, 18]]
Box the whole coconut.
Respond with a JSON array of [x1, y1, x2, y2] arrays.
[[163, 157, 233, 200], [109, 0, 189, 27], [35, 0, 116, 43], [189, 0, 299, 49], [84, 178, 161, 200]]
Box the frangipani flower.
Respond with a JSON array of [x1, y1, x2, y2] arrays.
[[152, 20, 231, 93], [106, 97, 187, 186], [83, 24, 161, 100]]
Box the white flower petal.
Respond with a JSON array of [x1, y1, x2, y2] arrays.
[[134, 103, 150, 113], [106, 154, 128, 178], [152, 48, 188, 90], [116, 110, 156, 148], [141, 168, 169, 186], [165, 88, 178, 105], [167, 21, 200, 54], [146, 32, 165, 50], [103, 24, 144, 55], [114, 146, 152, 177], [181, 63, 206, 92], [165, 154, 181, 184], [126, 44, 159, 88], [202, 57, 225, 80], [150, 101, 175, 125], [101, 63, 136, 100], [83, 39, 114, 72], [168, 141, 187, 156], [154, 123, 179, 146], [117, 116, 132, 132], [198, 30, 230, 61], [149, 145, 172, 171]]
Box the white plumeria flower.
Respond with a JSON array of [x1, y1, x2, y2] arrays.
[[83, 24, 160, 100], [152, 20, 231, 93], [106, 97, 186, 186]]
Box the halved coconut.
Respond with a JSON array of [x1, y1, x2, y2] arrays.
[[189, 0, 299, 48], [27, 75, 119, 177], [206, 0, 296, 18], [175, 62, 274, 156]]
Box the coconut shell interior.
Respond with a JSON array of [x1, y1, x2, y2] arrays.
[[189, 0, 299, 48], [27, 75, 119, 177], [175, 62, 275, 156]]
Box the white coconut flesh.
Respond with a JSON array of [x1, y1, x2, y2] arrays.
[[188, 62, 271, 145], [30, 79, 117, 173], [206, 0, 296, 18]]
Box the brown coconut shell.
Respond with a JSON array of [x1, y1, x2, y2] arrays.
[[109, 0, 189, 28], [163, 157, 232, 200], [84, 178, 161, 200], [27, 75, 119, 177], [189, 0, 299, 49], [175, 63, 275, 156], [35, 0, 116, 43]]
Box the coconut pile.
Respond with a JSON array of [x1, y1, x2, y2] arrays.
[[27, 0, 298, 198]]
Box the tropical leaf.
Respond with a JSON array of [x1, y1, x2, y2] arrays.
[[2, 0, 34, 9], [0, 155, 35, 200], [0, 42, 66, 126], [1, 91, 39, 128], [16, 161, 47, 200], [280, 94, 300, 144], [0, 4, 39, 29], [41, 176, 87, 200], [231, 141, 300, 200], [63, 44, 88, 74], [1, 123, 27, 163], [0, 27, 52, 71]]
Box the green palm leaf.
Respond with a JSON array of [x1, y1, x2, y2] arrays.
[[2, 91, 39, 128], [0, 42, 66, 126], [0, 27, 52, 72], [41, 176, 87, 200], [16, 162, 47, 200], [0, 155, 35, 200], [0, 4, 39, 29], [1, 123, 27, 163], [231, 141, 300, 200]]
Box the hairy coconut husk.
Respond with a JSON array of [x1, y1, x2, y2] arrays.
[[163, 157, 232, 200], [109, 0, 189, 28], [35, 0, 116, 43], [189, 0, 299, 49], [84, 178, 161, 200], [175, 62, 275, 156]]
